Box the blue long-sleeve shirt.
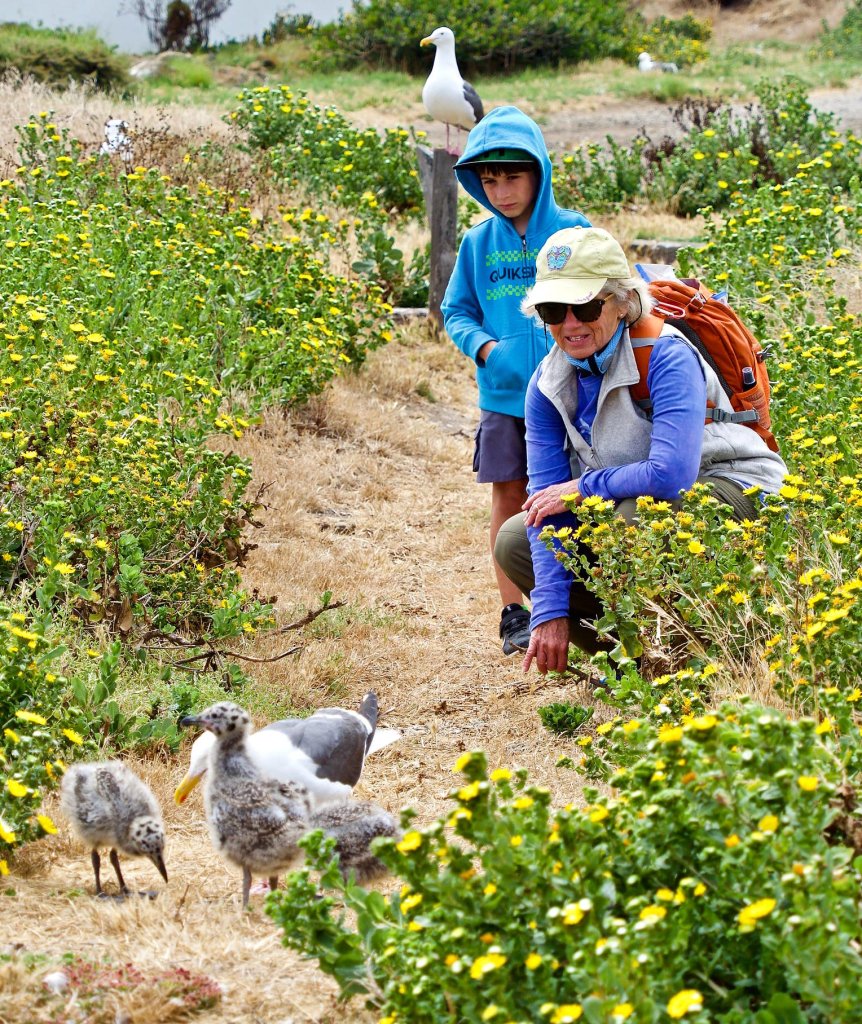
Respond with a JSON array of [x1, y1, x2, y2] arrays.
[[525, 336, 707, 627]]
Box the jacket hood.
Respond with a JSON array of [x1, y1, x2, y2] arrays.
[[455, 106, 557, 235]]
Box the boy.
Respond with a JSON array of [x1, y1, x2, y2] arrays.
[[442, 105, 591, 656]]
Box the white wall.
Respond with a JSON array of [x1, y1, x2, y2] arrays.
[[4, 0, 353, 52]]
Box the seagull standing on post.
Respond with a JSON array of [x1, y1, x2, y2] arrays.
[[421, 26, 484, 154]]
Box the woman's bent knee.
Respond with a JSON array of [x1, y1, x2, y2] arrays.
[[494, 511, 534, 593]]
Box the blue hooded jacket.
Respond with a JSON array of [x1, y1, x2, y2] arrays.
[[441, 106, 591, 417]]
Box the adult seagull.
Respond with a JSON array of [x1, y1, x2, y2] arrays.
[[174, 691, 399, 809], [637, 51, 680, 73], [420, 26, 484, 154], [179, 702, 398, 907]]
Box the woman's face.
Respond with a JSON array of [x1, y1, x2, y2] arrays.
[[549, 296, 625, 361]]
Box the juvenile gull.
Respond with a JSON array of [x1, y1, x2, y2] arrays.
[[420, 26, 484, 153], [60, 760, 168, 898], [175, 690, 399, 808], [180, 702, 398, 906], [309, 800, 398, 882]]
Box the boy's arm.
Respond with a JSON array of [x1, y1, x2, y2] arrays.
[[441, 239, 497, 365]]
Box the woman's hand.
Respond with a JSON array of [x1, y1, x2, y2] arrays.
[[523, 480, 581, 527], [523, 617, 570, 675]]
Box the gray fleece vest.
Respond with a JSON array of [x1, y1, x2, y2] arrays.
[[536, 327, 787, 494]]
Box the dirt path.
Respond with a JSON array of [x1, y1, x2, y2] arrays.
[[7, 326, 602, 1023]]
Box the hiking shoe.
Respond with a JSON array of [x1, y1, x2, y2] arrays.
[[499, 604, 531, 656]]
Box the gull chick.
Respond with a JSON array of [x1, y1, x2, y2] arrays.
[[181, 702, 398, 906], [310, 800, 399, 882], [60, 761, 168, 897], [175, 691, 399, 809]]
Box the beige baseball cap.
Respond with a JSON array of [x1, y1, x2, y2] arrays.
[[523, 227, 631, 313]]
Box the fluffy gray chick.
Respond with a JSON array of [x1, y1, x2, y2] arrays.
[[60, 760, 168, 897], [309, 800, 399, 882], [180, 701, 312, 908]]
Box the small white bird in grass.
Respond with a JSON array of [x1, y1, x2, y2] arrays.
[[174, 691, 399, 809], [180, 702, 398, 908], [638, 51, 680, 74], [421, 26, 484, 154], [99, 117, 134, 168], [60, 761, 168, 898]]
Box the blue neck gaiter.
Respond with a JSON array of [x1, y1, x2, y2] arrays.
[[563, 320, 626, 375]]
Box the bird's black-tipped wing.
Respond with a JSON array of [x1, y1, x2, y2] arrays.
[[463, 81, 483, 124], [357, 691, 379, 752]]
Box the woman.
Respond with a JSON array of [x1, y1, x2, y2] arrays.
[[494, 226, 787, 675]]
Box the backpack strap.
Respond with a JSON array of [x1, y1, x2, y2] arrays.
[[628, 321, 755, 425]]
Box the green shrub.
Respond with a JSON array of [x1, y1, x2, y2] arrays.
[[0, 23, 128, 91], [311, 0, 639, 75], [553, 76, 861, 215], [261, 9, 317, 44], [0, 113, 392, 644], [0, 605, 98, 866], [636, 13, 711, 68], [817, 0, 862, 59], [229, 84, 425, 299], [537, 702, 594, 737], [268, 704, 862, 1022]]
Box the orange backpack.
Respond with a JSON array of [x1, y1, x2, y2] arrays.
[[629, 278, 779, 453]]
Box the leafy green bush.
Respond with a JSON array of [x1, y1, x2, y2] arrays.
[[817, 0, 862, 58], [261, 9, 316, 43], [229, 84, 422, 216], [0, 23, 128, 91], [553, 77, 861, 216], [537, 702, 594, 737], [636, 14, 710, 69], [268, 704, 862, 1021], [311, 0, 638, 75], [0, 605, 97, 867], [0, 113, 396, 641], [553, 137, 648, 210], [229, 84, 425, 300]]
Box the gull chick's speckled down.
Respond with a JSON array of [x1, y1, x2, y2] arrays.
[[174, 690, 400, 810], [60, 760, 168, 898], [181, 701, 399, 908]]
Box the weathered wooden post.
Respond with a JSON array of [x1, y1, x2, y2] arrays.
[[417, 145, 459, 329]]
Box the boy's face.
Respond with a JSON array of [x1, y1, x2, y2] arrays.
[[478, 168, 538, 225]]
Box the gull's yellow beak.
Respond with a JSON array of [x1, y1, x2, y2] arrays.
[[174, 773, 202, 805], [420, 37, 433, 46]]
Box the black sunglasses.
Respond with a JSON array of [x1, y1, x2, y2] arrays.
[[535, 298, 606, 325]]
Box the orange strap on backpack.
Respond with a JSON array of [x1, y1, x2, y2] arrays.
[[629, 279, 779, 453]]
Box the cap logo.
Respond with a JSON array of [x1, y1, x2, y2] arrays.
[[546, 245, 571, 271]]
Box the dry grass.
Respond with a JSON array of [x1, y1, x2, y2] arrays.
[[0, 73, 231, 176]]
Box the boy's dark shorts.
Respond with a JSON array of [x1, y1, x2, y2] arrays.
[[473, 410, 528, 483]]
